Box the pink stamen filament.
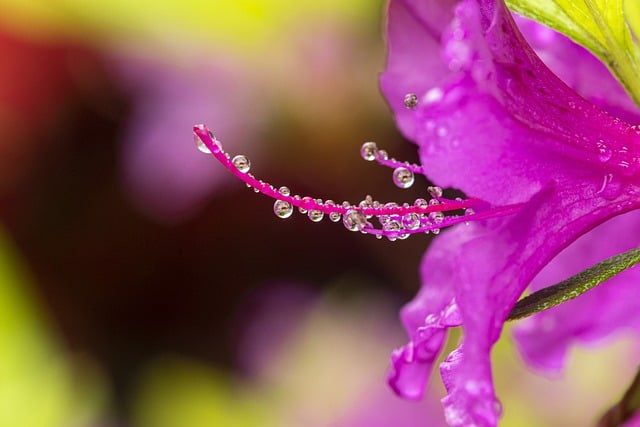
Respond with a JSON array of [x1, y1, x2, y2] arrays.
[[194, 124, 523, 238]]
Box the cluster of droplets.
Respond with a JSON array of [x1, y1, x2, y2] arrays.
[[193, 123, 521, 241], [360, 140, 423, 190]]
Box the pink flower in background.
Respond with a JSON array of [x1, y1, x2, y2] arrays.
[[114, 55, 265, 222]]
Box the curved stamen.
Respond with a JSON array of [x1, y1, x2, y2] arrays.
[[194, 124, 523, 240]]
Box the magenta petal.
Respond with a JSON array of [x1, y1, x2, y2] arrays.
[[381, 0, 640, 207], [515, 16, 640, 124], [438, 184, 640, 426], [388, 226, 470, 399], [514, 209, 640, 373], [382, 0, 640, 424]]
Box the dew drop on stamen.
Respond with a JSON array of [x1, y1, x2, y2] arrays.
[[343, 209, 367, 231], [404, 93, 419, 109], [360, 142, 378, 161], [376, 149, 389, 161], [308, 210, 324, 222], [195, 135, 211, 154], [299, 196, 314, 214], [324, 200, 342, 222], [393, 167, 415, 189], [232, 155, 251, 173], [274, 200, 293, 219], [279, 186, 291, 196], [427, 186, 443, 198], [403, 213, 421, 230]]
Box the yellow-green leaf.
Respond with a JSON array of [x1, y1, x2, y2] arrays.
[[507, 0, 640, 106]]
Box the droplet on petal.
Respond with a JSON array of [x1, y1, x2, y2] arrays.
[[403, 93, 419, 109], [393, 167, 414, 189], [596, 140, 612, 163], [232, 155, 251, 173], [360, 142, 379, 161]]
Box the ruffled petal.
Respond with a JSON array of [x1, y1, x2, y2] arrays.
[[442, 183, 640, 426]]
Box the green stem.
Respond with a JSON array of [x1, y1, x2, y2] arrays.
[[507, 247, 640, 321]]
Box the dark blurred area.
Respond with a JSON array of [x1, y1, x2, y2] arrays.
[[0, 2, 434, 424]]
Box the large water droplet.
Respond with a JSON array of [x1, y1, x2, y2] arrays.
[[404, 93, 419, 109], [273, 200, 293, 219], [360, 142, 378, 161], [195, 135, 211, 154], [343, 209, 367, 231], [232, 155, 251, 173], [393, 167, 414, 189]]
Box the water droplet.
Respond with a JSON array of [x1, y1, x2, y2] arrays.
[[195, 135, 211, 154], [279, 186, 291, 196], [403, 213, 421, 230], [404, 93, 419, 109], [376, 149, 389, 161], [427, 186, 443, 198], [436, 126, 448, 137], [383, 220, 401, 241], [429, 211, 444, 224], [597, 173, 623, 200], [308, 210, 324, 222], [329, 212, 341, 222], [414, 198, 428, 208], [493, 399, 503, 417], [424, 87, 444, 104], [360, 142, 378, 161], [274, 200, 293, 219], [464, 208, 475, 216], [298, 196, 313, 214], [343, 209, 367, 231], [596, 140, 612, 162], [359, 195, 374, 218], [232, 155, 251, 173], [393, 167, 414, 189]]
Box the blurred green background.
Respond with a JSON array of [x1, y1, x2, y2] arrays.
[[0, 1, 636, 426]]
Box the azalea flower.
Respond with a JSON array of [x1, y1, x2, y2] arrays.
[[194, 0, 640, 425], [381, 0, 640, 425]]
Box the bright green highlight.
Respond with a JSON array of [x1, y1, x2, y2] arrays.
[[508, 246, 640, 320], [0, 229, 106, 427], [507, 0, 640, 106], [132, 356, 276, 427], [0, 0, 375, 52]]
